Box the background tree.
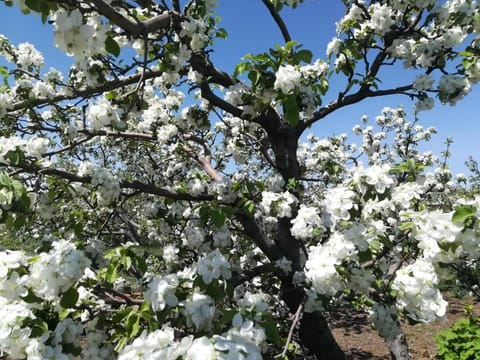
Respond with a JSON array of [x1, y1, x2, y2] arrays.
[[0, 1, 479, 359]]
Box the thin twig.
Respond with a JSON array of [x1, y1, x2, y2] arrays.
[[276, 299, 304, 358], [12, 70, 163, 111], [0, 161, 215, 201]]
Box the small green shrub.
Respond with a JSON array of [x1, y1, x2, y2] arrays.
[[435, 305, 480, 360]]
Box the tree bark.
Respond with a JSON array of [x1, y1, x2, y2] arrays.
[[254, 109, 347, 359], [281, 283, 346, 360], [300, 312, 347, 360], [387, 328, 410, 360]]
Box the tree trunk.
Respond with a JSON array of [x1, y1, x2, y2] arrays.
[[387, 329, 410, 360], [281, 284, 346, 360], [299, 311, 347, 360], [256, 110, 346, 359]]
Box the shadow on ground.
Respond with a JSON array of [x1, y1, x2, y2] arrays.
[[346, 348, 389, 360]]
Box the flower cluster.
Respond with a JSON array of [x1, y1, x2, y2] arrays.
[[274, 65, 302, 94], [78, 162, 121, 205], [26, 239, 91, 302], [0, 136, 49, 163], [329, 0, 480, 108], [260, 190, 297, 218], [15, 42, 44, 68], [87, 98, 125, 131], [1, 1, 480, 359], [196, 249, 232, 284], [179, 18, 209, 52], [304, 232, 356, 298], [409, 210, 464, 263], [52, 9, 110, 59], [290, 205, 323, 240], [183, 292, 215, 331], [118, 323, 264, 360], [368, 304, 402, 342], [392, 258, 448, 322], [144, 274, 179, 312], [0, 242, 91, 358]]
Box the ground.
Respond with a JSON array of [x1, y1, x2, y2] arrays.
[[331, 295, 480, 359]]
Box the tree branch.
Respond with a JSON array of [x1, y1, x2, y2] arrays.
[[235, 209, 283, 263], [261, 0, 292, 43], [302, 84, 414, 130], [89, 0, 173, 37], [12, 70, 163, 111], [199, 82, 243, 117], [231, 263, 274, 287], [2, 162, 214, 201]]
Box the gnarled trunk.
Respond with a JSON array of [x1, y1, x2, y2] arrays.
[[387, 328, 410, 360], [254, 110, 346, 359], [281, 283, 346, 360]]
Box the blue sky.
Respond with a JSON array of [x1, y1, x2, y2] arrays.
[[0, 1, 479, 174]]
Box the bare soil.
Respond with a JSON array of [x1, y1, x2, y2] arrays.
[[331, 295, 480, 359]]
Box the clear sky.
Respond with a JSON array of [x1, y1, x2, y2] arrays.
[[0, 0, 479, 174]]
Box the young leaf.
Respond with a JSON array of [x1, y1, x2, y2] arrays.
[[452, 205, 477, 224], [283, 95, 300, 126], [295, 49, 313, 64], [60, 286, 79, 308], [105, 36, 121, 57], [210, 209, 226, 228], [105, 264, 119, 284], [25, 0, 41, 12]]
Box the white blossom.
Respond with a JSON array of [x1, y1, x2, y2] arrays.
[[16, 42, 44, 68], [196, 249, 231, 284], [274, 65, 301, 94]]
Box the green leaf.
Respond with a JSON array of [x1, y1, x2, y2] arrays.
[[6, 149, 24, 165], [125, 312, 140, 338], [216, 27, 228, 39], [219, 309, 236, 327], [261, 313, 282, 346], [358, 249, 372, 263], [295, 49, 313, 64], [13, 215, 26, 229], [234, 61, 250, 77], [59, 308, 70, 320], [283, 95, 299, 126], [105, 91, 118, 101], [199, 205, 210, 226], [21, 289, 43, 304], [284, 40, 298, 51], [245, 200, 255, 216], [399, 221, 415, 232], [114, 336, 129, 352], [210, 209, 226, 228], [60, 287, 79, 308], [105, 36, 121, 57], [135, 256, 147, 273], [248, 70, 260, 86], [452, 205, 477, 224], [63, 343, 81, 356], [122, 255, 132, 270], [105, 264, 118, 284], [140, 300, 151, 315], [29, 318, 49, 337], [25, 0, 41, 11], [40, 1, 50, 22], [104, 247, 123, 260]]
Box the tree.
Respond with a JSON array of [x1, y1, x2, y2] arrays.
[[0, 0, 479, 359]]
